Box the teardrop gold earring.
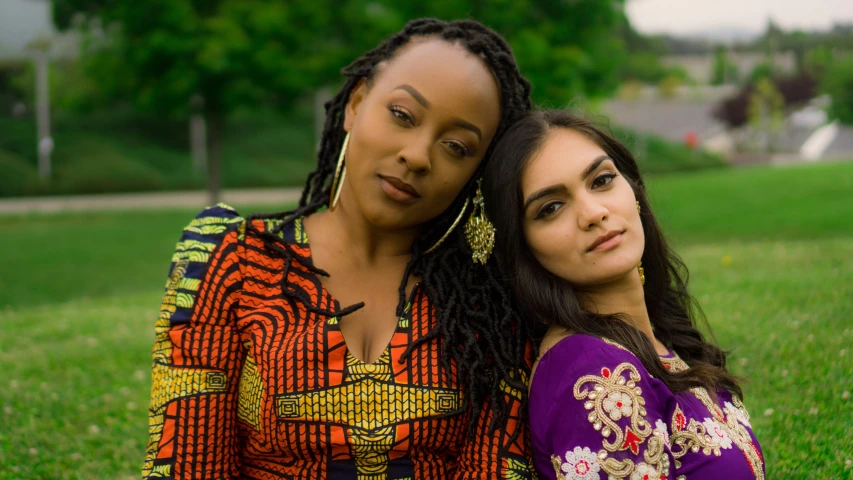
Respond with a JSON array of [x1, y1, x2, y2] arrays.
[[636, 201, 645, 285]]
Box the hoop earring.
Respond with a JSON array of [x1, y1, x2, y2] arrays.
[[424, 198, 469, 254], [464, 179, 496, 265], [329, 133, 349, 211]]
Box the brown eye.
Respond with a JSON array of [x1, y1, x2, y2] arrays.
[[592, 173, 617, 189], [388, 105, 414, 126], [534, 202, 564, 220], [444, 141, 470, 158]]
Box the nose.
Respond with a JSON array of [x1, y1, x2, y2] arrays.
[[398, 134, 432, 174], [576, 194, 609, 231]]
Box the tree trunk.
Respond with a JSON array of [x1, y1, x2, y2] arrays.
[[207, 112, 223, 205]]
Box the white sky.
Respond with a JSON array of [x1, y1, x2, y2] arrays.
[[627, 0, 853, 36]]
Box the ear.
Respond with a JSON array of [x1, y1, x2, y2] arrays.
[[343, 78, 369, 133]]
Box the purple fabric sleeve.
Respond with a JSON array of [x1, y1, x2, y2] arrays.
[[529, 335, 676, 480]]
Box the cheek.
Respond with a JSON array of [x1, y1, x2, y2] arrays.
[[525, 219, 579, 272]]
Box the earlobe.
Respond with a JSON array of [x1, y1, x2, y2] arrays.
[[343, 79, 369, 133]]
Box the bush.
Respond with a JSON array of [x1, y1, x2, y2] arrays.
[[610, 126, 727, 173], [714, 74, 818, 128], [822, 57, 853, 125], [0, 149, 40, 197], [51, 139, 167, 194]]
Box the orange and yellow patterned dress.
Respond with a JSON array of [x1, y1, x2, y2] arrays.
[[144, 204, 532, 479]]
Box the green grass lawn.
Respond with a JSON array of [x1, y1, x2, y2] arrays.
[[2, 161, 852, 478]]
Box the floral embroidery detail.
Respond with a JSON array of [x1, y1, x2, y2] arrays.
[[551, 447, 601, 479], [604, 391, 635, 420], [654, 419, 670, 446], [630, 462, 665, 480], [573, 362, 671, 479], [659, 355, 689, 373], [668, 388, 764, 478], [702, 418, 733, 449], [726, 397, 752, 428]]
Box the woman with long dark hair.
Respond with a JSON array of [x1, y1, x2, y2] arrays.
[[482, 110, 764, 480], [143, 19, 536, 479]]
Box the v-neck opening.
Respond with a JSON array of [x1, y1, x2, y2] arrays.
[[293, 216, 421, 365]]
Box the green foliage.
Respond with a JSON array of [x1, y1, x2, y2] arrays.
[[620, 52, 688, 85], [747, 78, 785, 151], [51, 0, 628, 113], [747, 61, 776, 84], [822, 56, 853, 125], [611, 126, 727, 173], [710, 46, 739, 85], [656, 74, 683, 99], [0, 149, 40, 197], [804, 45, 835, 79], [0, 108, 316, 196], [50, 138, 168, 194]]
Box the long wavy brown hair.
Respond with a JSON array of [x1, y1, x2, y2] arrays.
[[482, 110, 743, 398]]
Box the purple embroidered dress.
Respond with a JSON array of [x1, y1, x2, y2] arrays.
[[529, 334, 764, 480]]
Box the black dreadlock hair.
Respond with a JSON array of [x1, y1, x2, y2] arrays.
[[247, 18, 533, 437]]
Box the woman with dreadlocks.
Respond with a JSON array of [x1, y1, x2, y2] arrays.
[[143, 18, 534, 479]]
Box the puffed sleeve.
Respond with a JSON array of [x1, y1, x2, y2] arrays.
[[142, 204, 246, 479], [529, 336, 675, 480]]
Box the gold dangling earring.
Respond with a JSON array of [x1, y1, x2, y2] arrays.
[[329, 133, 349, 211], [424, 198, 469, 254], [636, 201, 645, 285], [464, 179, 496, 264]]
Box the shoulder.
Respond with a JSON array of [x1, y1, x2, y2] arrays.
[[535, 334, 642, 378], [179, 203, 245, 240], [531, 334, 653, 401]]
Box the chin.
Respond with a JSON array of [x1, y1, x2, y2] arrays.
[[569, 262, 639, 288]]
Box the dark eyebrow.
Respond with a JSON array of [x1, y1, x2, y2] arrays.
[[522, 185, 567, 214], [581, 155, 612, 180], [393, 84, 482, 139], [522, 155, 613, 213], [393, 84, 430, 108], [450, 119, 482, 139]]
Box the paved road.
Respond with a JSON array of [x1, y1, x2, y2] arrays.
[[0, 188, 303, 215]]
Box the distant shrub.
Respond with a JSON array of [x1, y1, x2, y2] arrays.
[[52, 139, 166, 194], [610, 126, 727, 173], [714, 74, 818, 128], [822, 57, 853, 125], [0, 149, 39, 197]]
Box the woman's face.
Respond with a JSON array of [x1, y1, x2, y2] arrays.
[[341, 38, 501, 230], [520, 128, 644, 288]]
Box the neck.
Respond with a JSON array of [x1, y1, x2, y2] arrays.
[[577, 271, 669, 355], [322, 181, 421, 263]]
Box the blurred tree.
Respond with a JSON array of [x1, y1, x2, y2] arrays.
[[748, 61, 776, 84], [710, 46, 739, 85], [747, 78, 784, 152], [822, 56, 853, 125], [804, 45, 835, 80], [52, 0, 628, 199]]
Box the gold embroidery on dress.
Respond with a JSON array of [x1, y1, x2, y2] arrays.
[[661, 352, 764, 479], [570, 362, 670, 479]]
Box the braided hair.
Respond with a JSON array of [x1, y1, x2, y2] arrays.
[[247, 18, 533, 436]]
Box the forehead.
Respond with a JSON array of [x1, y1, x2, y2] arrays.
[[522, 128, 606, 194], [372, 39, 501, 126]]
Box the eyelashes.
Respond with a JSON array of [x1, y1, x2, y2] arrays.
[[386, 103, 473, 158], [533, 172, 620, 220], [388, 104, 414, 125]]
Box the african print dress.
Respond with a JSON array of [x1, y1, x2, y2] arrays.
[[529, 334, 764, 480], [144, 204, 532, 479]]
